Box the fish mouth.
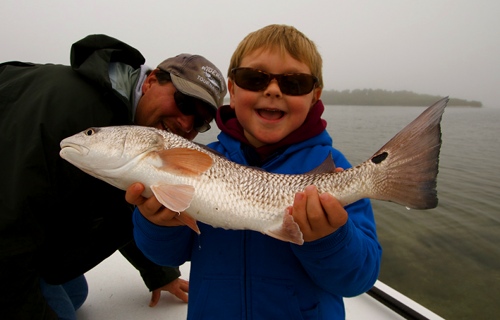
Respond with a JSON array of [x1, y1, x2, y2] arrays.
[[60, 142, 90, 157], [257, 108, 285, 121]]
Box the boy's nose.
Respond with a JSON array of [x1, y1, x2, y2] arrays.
[[264, 79, 282, 97]]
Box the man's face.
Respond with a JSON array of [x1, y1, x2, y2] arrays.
[[134, 71, 213, 141]]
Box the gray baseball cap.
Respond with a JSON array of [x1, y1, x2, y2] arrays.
[[157, 54, 227, 114]]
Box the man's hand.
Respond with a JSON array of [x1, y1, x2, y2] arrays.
[[149, 277, 189, 307]]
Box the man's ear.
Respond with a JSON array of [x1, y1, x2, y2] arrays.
[[142, 69, 159, 94]]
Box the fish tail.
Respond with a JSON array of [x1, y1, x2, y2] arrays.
[[366, 97, 448, 209]]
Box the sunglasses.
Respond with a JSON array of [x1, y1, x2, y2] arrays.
[[231, 67, 318, 96], [173, 91, 213, 133]]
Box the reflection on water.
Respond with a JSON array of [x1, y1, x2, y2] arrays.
[[195, 104, 500, 320]]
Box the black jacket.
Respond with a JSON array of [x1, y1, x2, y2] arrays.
[[0, 34, 180, 319]]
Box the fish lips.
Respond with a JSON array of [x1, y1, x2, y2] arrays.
[[60, 141, 90, 160]]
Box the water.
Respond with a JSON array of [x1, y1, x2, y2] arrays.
[[195, 105, 500, 320]]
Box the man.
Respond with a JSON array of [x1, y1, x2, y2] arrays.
[[0, 34, 226, 319]]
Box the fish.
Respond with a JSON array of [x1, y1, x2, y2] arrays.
[[60, 97, 448, 245]]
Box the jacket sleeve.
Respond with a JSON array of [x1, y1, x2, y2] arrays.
[[119, 239, 181, 291], [292, 198, 382, 297], [291, 149, 382, 297], [132, 207, 194, 267]]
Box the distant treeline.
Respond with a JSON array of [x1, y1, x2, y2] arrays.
[[321, 89, 482, 107]]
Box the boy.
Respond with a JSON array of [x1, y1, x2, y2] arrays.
[[128, 24, 381, 319]]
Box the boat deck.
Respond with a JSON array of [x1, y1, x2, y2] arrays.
[[76, 252, 443, 319]]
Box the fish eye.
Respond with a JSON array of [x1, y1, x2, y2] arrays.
[[84, 128, 95, 136]]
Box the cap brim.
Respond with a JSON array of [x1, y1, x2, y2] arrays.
[[170, 74, 218, 115]]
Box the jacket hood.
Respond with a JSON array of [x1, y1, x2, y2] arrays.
[[70, 34, 145, 87]]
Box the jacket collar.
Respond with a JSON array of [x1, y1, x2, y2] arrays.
[[216, 100, 327, 165]]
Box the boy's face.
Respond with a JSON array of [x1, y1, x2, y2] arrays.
[[228, 48, 321, 148]]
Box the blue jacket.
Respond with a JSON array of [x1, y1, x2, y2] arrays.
[[133, 129, 382, 319]]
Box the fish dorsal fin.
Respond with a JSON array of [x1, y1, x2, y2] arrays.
[[305, 152, 336, 175], [157, 148, 213, 176], [150, 184, 201, 234]]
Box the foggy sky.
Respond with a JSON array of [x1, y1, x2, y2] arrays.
[[1, 0, 499, 107]]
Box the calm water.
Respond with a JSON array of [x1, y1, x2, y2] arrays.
[[195, 104, 500, 320]]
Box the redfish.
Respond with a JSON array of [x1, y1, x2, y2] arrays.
[[60, 97, 448, 245]]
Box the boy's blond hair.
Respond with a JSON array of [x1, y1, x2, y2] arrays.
[[228, 24, 323, 89]]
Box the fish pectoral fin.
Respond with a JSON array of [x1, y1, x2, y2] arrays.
[[157, 148, 213, 176], [175, 212, 201, 235], [151, 184, 194, 212], [151, 184, 201, 234], [265, 210, 304, 245]]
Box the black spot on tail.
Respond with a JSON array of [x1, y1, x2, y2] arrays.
[[371, 152, 388, 164]]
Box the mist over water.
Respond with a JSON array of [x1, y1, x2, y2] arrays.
[[195, 104, 500, 320]]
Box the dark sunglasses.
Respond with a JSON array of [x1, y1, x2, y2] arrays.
[[231, 67, 318, 96], [173, 91, 213, 133]]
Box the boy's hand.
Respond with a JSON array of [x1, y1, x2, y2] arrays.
[[290, 184, 348, 243], [125, 182, 187, 227]]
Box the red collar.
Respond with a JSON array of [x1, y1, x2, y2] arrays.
[[216, 100, 327, 159]]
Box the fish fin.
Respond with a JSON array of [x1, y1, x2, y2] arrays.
[[364, 97, 448, 209], [305, 153, 336, 174], [265, 210, 304, 245], [175, 212, 201, 235], [150, 184, 201, 234], [157, 148, 213, 176], [151, 184, 194, 212]]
